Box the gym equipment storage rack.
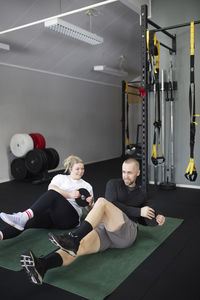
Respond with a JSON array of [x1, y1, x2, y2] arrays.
[[140, 4, 176, 194], [140, 4, 200, 194]]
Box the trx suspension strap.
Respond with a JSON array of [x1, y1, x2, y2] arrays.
[[148, 31, 165, 167], [185, 21, 197, 181]]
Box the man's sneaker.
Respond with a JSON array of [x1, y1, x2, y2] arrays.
[[0, 212, 26, 231], [20, 249, 45, 285], [48, 232, 80, 256]]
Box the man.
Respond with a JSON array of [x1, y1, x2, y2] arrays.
[[21, 158, 165, 285]]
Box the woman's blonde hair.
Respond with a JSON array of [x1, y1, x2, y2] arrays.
[[63, 155, 83, 173]]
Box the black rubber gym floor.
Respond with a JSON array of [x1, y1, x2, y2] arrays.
[[1, 157, 200, 300]]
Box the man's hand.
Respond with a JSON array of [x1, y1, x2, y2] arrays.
[[156, 214, 165, 226], [141, 206, 155, 219], [85, 196, 94, 211], [86, 196, 94, 206]]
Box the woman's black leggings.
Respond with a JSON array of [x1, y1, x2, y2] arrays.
[[26, 190, 79, 229], [1, 190, 79, 239]]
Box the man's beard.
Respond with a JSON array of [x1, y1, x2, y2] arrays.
[[124, 179, 135, 187]]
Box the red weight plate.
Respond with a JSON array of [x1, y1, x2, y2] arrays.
[[29, 133, 46, 149]]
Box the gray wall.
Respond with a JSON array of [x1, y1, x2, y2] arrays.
[[127, 101, 142, 145], [0, 64, 122, 182], [148, 0, 200, 187]]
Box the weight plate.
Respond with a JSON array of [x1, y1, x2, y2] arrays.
[[43, 148, 60, 170], [75, 188, 90, 207], [11, 158, 29, 180], [29, 133, 46, 149], [10, 134, 34, 157], [25, 148, 48, 174]]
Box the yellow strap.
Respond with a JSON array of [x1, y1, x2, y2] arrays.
[[154, 40, 160, 71], [153, 32, 156, 46], [146, 30, 149, 51], [190, 21, 195, 55], [193, 114, 200, 125], [151, 144, 157, 158], [147, 31, 160, 75], [126, 137, 130, 147], [185, 158, 196, 175], [125, 82, 128, 94], [152, 142, 165, 158], [152, 32, 160, 74]]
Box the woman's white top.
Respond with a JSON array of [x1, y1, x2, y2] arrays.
[[50, 174, 93, 220]]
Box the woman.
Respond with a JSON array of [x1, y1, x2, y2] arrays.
[[0, 155, 93, 240]]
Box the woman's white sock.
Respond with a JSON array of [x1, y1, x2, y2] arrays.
[[0, 231, 3, 240], [24, 209, 34, 221]]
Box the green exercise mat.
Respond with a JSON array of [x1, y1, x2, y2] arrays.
[[0, 217, 183, 300]]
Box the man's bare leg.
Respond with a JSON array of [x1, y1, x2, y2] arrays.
[[85, 197, 125, 232], [48, 197, 124, 256], [21, 230, 101, 285], [57, 230, 100, 266]]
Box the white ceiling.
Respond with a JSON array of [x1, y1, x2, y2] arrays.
[[0, 0, 141, 85]]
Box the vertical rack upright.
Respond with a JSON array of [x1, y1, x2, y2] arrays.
[[140, 5, 149, 194]]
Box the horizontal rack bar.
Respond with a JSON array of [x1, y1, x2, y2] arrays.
[[147, 19, 175, 39], [151, 19, 200, 33]]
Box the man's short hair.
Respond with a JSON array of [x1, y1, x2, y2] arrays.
[[123, 158, 140, 170]]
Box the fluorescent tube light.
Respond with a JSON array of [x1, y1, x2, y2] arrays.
[[93, 65, 128, 77], [44, 18, 103, 45], [0, 0, 118, 36], [0, 42, 10, 51]]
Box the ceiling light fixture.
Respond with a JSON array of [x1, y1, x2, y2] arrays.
[[0, 0, 118, 35], [44, 18, 103, 45], [93, 65, 128, 77]]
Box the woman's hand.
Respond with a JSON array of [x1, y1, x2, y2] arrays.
[[70, 190, 80, 199], [156, 214, 165, 226]]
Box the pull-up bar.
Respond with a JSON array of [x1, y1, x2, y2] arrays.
[[148, 18, 200, 53], [150, 19, 200, 34], [146, 17, 176, 53], [148, 19, 175, 40]]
